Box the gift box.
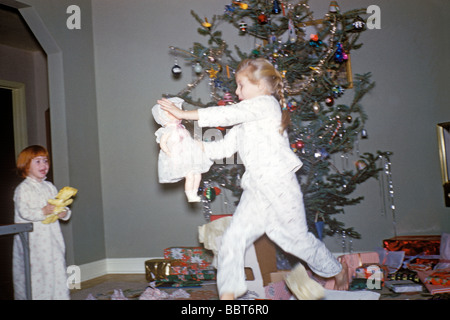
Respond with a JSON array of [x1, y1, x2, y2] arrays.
[[383, 235, 441, 256], [164, 247, 214, 270], [354, 263, 387, 284], [145, 259, 187, 282], [145, 258, 216, 283], [387, 268, 420, 283]]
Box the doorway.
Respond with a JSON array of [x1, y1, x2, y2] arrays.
[[0, 87, 23, 299], [0, 3, 50, 299]]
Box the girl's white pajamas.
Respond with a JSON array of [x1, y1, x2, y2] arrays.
[[198, 95, 342, 297], [13, 177, 71, 300]]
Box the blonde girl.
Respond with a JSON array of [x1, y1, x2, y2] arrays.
[[158, 58, 347, 299]]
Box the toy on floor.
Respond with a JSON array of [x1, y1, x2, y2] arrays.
[[42, 186, 78, 224]]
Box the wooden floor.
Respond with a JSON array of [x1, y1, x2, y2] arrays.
[[74, 273, 147, 290], [73, 273, 437, 300]]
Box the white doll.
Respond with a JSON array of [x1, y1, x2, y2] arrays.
[[152, 97, 213, 202]]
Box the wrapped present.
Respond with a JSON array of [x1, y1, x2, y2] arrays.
[[339, 252, 380, 281], [164, 247, 214, 270], [146, 258, 216, 283], [158, 269, 216, 284], [387, 268, 420, 283], [145, 259, 187, 282], [354, 263, 387, 284], [383, 235, 441, 256], [424, 270, 450, 286]]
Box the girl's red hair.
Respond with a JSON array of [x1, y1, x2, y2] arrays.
[[16, 145, 49, 178]]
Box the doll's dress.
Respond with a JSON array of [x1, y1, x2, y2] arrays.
[[155, 122, 213, 183]]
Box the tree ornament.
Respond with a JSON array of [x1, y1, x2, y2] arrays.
[[334, 43, 348, 63], [296, 140, 305, 149], [291, 140, 304, 152], [315, 212, 325, 240], [361, 128, 368, 139], [223, 92, 234, 104], [287, 100, 298, 112], [239, 21, 247, 33], [206, 67, 219, 79], [193, 62, 203, 74], [332, 86, 344, 97], [272, 0, 282, 14], [314, 148, 329, 159], [312, 101, 320, 114], [202, 17, 212, 29], [288, 19, 297, 43], [329, 1, 340, 13], [224, 4, 236, 16], [204, 186, 221, 201], [233, 1, 248, 10], [171, 62, 182, 76], [309, 34, 323, 47], [258, 12, 268, 25], [352, 16, 366, 32], [355, 159, 368, 171], [329, 119, 342, 144], [325, 96, 334, 106]]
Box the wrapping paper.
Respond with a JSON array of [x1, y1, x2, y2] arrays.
[[164, 247, 214, 270], [424, 270, 450, 286], [338, 252, 380, 280], [355, 264, 387, 282], [145, 258, 216, 283], [145, 259, 186, 282], [383, 235, 441, 256]]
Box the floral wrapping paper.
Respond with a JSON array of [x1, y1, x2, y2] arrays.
[[163, 247, 214, 270], [145, 258, 216, 283]]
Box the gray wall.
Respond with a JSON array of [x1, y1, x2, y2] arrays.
[[20, 0, 450, 264]]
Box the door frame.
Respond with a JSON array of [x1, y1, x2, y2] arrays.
[[0, 79, 28, 159]]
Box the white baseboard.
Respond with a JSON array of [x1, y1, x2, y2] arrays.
[[77, 252, 358, 282], [78, 257, 162, 282]]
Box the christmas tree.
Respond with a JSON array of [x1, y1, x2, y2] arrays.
[[165, 0, 391, 240]]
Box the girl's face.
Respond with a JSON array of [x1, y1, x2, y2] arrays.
[[28, 156, 49, 181], [235, 73, 269, 101]]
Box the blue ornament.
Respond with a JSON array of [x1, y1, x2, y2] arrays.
[[315, 220, 324, 240], [272, 0, 282, 14]]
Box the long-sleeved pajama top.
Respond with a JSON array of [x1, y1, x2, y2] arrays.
[[198, 95, 302, 177]]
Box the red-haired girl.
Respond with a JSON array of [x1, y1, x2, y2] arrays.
[[13, 145, 71, 300]]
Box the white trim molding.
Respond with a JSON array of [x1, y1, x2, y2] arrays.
[[77, 257, 162, 282]]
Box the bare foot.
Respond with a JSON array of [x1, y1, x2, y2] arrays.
[[220, 293, 235, 300], [334, 261, 349, 291]]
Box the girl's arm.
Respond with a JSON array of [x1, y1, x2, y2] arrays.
[[158, 98, 198, 120], [14, 190, 48, 222], [158, 96, 273, 127], [203, 126, 239, 161]]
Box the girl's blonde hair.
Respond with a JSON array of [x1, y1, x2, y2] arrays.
[[236, 58, 290, 133]]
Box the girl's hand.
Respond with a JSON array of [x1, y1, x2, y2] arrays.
[[158, 98, 184, 119], [58, 210, 68, 219], [157, 98, 199, 121], [42, 203, 56, 215]]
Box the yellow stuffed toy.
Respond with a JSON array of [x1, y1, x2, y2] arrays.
[[42, 186, 78, 224]]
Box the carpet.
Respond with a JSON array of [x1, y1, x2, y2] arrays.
[[70, 280, 219, 300]]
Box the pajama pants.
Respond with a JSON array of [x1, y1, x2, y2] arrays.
[[216, 171, 342, 297]]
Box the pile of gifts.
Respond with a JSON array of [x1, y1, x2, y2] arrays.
[[345, 233, 450, 294], [145, 247, 216, 287]]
